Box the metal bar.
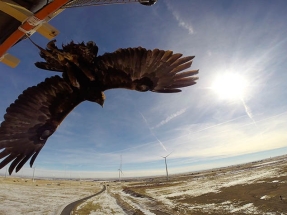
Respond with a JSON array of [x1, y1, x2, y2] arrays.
[[63, 0, 138, 8]]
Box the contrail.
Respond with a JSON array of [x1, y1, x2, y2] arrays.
[[152, 108, 187, 129], [187, 114, 247, 136], [240, 97, 257, 126], [139, 112, 167, 151], [169, 114, 252, 145], [165, 1, 194, 34]]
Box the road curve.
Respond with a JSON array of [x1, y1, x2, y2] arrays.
[[60, 185, 106, 215]]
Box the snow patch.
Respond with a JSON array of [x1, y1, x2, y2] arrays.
[[230, 203, 253, 212], [260, 195, 270, 200], [74, 190, 125, 215], [119, 190, 156, 215]]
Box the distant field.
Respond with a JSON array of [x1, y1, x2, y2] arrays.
[[1, 155, 287, 215]]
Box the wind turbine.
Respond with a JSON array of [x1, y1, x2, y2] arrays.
[[118, 155, 123, 182], [162, 152, 172, 181]]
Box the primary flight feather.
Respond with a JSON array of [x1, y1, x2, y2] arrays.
[[0, 40, 198, 174]]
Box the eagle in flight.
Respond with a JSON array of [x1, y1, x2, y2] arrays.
[[0, 40, 198, 175]]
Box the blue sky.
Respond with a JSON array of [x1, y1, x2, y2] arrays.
[[1, 0, 287, 179]]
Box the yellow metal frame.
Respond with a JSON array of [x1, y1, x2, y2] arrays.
[[0, 0, 67, 67], [0, 53, 20, 68], [1, 1, 62, 40]]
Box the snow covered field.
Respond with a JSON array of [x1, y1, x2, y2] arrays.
[[1, 155, 287, 215], [0, 178, 101, 215]]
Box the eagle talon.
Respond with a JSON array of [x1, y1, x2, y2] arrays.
[[47, 39, 57, 50]]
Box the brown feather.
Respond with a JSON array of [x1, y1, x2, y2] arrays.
[[15, 152, 34, 172], [9, 154, 25, 175], [174, 70, 199, 80], [0, 154, 17, 169], [166, 53, 183, 64], [170, 61, 193, 74], [170, 56, 194, 68]]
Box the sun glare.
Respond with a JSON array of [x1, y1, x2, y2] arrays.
[[211, 73, 248, 100]]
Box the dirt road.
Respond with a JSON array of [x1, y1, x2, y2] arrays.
[[60, 185, 106, 215]]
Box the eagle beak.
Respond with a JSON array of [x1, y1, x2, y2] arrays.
[[98, 100, 104, 108]]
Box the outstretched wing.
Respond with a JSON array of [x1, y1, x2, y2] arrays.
[[96, 47, 198, 93], [0, 76, 82, 174], [34, 42, 198, 92]]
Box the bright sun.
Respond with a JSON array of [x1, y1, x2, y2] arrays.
[[211, 73, 247, 100]]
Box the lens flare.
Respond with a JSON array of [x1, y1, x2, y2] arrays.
[[211, 73, 255, 124], [211, 73, 248, 100]]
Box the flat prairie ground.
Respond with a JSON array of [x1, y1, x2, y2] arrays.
[[1, 155, 287, 215]]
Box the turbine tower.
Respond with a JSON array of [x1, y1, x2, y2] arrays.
[[32, 167, 36, 182], [5, 167, 7, 178], [118, 155, 123, 182], [162, 152, 172, 181]]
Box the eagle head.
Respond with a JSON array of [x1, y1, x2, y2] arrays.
[[96, 92, 105, 107], [86, 91, 105, 107]]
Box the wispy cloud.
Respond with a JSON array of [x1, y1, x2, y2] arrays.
[[165, 1, 194, 34], [152, 108, 187, 129]]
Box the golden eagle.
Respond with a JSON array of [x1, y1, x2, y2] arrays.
[[0, 40, 198, 175]]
